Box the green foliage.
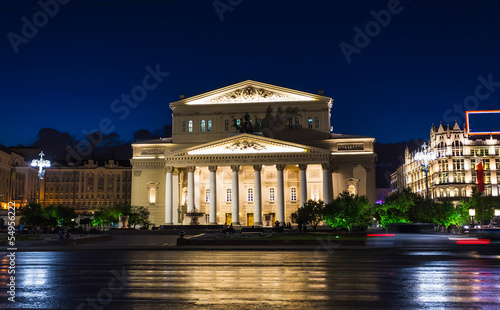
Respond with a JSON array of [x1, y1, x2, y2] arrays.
[[323, 192, 372, 233], [461, 187, 498, 227], [20, 204, 76, 228], [91, 205, 150, 229], [431, 200, 456, 228], [291, 200, 324, 230]]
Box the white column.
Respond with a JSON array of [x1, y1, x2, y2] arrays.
[[165, 166, 173, 225], [231, 165, 240, 225], [172, 169, 179, 224], [299, 164, 307, 207], [194, 168, 200, 211], [276, 164, 286, 224], [253, 165, 263, 227], [322, 163, 332, 203], [209, 166, 217, 224], [187, 166, 195, 212]]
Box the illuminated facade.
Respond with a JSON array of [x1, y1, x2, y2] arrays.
[[43, 160, 132, 213], [131, 80, 376, 226], [396, 122, 500, 200], [0, 145, 38, 209]]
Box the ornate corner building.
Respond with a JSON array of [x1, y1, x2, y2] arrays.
[[130, 80, 376, 226], [393, 122, 500, 201]]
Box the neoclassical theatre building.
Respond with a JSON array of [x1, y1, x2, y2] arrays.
[[130, 80, 376, 226]]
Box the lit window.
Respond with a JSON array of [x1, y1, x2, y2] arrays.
[[226, 188, 232, 202], [308, 117, 313, 129], [207, 120, 212, 132], [201, 120, 206, 132], [236, 119, 241, 126], [295, 117, 300, 129], [291, 187, 297, 202], [205, 189, 210, 203], [149, 188, 156, 204], [248, 188, 253, 202], [269, 188, 275, 202], [188, 120, 193, 133]]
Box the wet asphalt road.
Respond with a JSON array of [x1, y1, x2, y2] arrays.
[[1, 248, 500, 310]]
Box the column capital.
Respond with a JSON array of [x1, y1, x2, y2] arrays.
[[276, 164, 286, 171], [298, 164, 308, 171], [321, 163, 331, 171], [253, 165, 262, 172], [165, 166, 174, 173], [208, 165, 218, 172], [231, 165, 240, 172], [186, 166, 196, 173]]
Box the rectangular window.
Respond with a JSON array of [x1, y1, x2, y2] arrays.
[[226, 189, 232, 202], [225, 120, 229, 131], [205, 189, 210, 203], [315, 116, 320, 129], [295, 117, 300, 129], [181, 121, 186, 133], [291, 187, 297, 202], [288, 118, 293, 129], [247, 188, 253, 202], [484, 159, 490, 170], [308, 117, 313, 129], [269, 188, 275, 202]]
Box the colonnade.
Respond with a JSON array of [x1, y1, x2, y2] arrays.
[[163, 163, 332, 226]]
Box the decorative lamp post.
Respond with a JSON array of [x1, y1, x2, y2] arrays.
[[469, 208, 475, 226], [31, 151, 51, 204], [414, 142, 436, 198]]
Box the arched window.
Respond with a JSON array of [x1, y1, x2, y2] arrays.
[[461, 188, 466, 197], [149, 188, 156, 204], [108, 177, 114, 190], [207, 120, 212, 132], [290, 187, 297, 202], [188, 120, 193, 133], [248, 188, 254, 202], [98, 177, 104, 190], [226, 188, 232, 202], [87, 177, 93, 190], [311, 187, 318, 201], [201, 120, 206, 132], [269, 188, 275, 202]]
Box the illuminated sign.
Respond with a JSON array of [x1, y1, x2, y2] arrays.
[[338, 143, 364, 151], [466, 110, 500, 135], [141, 148, 165, 155]]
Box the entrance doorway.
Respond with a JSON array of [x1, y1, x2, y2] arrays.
[[264, 213, 275, 227], [247, 213, 254, 226], [225, 213, 232, 225]]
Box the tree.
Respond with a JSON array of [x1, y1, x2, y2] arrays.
[[291, 200, 324, 231], [19, 204, 45, 227], [461, 187, 496, 228], [323, 192, 372, 233], [431, 200, 456, 231], [450, 202, 471, 232], [375, 188, 414, 228]]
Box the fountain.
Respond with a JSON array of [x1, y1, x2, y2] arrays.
[[184, 208, 205, 225]]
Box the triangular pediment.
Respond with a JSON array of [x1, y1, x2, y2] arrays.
[[170, 80, 332, 106], [169, 134, 329, 156]]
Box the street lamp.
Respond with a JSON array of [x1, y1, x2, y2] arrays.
[[31, 151, 51, 204], [469, 208, 475, 226], [415, 142, 436, 198]]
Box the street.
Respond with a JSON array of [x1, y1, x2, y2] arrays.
[[1, 247, 500, 309]]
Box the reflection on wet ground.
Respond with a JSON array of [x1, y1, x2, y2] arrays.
[[1, 250, 500, 309]]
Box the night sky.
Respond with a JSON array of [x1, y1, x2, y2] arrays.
[[1, 0, 500, 147]]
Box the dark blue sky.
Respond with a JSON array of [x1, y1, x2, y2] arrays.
[[1, 0, 500, 147]]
